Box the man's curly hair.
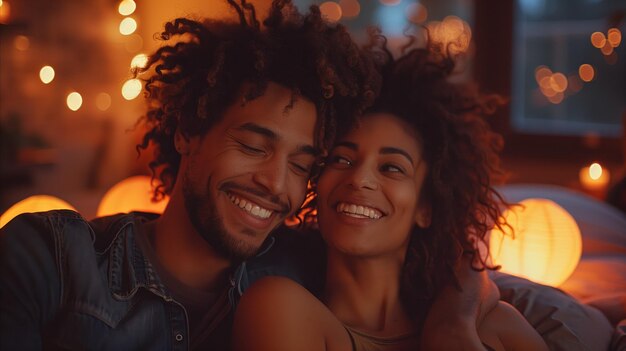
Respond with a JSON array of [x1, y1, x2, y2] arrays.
[[301, 33, 509, 323], [135, 0, 379, 199]]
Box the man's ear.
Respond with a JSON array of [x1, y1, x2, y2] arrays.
[[174, 129, 191, 155], [415, 203, 431, 229]]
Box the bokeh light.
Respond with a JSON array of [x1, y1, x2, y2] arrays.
[[589, 162, 603, 180], [39, 66, 55, 84], [534, 66, 552, 83], [130, 53, 148, 69], [590, 31, 606, 48], [119, 17, 137, 36], [406, 2, 427, 24], [567, 74, 583, 93], [66, 92, 83, 111], [600, 41, 614, 55], [339, 0, 360, 19], [547, 92, 564, 104], [96, 92, 112, 111], [549, 73, 568, 93], [124, 34, 143, 53], [426, 16, 472, 55], [121, 78, 142, 100], [118, 0, 136, 16], [14, 35, 30, 51], [0, 1, 10, 24], [320, 2, 342, 23], [607, 28, 621, 47], [578, 64, 594, 82]]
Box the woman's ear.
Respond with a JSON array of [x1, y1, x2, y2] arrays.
[[174, 129, 191, 155], [414, 203, 431, 229]]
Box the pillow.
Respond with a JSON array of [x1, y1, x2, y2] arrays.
[[491, 271, 613, 351]]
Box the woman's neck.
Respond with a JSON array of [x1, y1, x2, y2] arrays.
[[323, 249, 415, 335]]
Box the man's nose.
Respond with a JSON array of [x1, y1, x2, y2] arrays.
[[252, 155, 289, 196]]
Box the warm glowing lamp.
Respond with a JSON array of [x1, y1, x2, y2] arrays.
[[66, 92, 83, 111], [97, 175, 169, 217], [489, 198, 582, 287], [0, 195, 76, 228]]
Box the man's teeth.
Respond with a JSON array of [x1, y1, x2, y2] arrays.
[[229, 194, 272, 219], [336, 203, 382, 219]]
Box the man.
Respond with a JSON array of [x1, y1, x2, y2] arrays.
[[0, 1, 497, 350]]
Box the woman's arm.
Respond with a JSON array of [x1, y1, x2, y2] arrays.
[[232, 276, 351, 351], [478, 301, 549, 351]]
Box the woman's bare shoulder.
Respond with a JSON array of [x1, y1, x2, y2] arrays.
[[233, 276, 351, 351]]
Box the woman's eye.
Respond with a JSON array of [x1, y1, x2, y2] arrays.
[[381, 164, 404, 173], [328, 155, 351, 166]]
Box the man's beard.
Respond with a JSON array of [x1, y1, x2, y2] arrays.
[[182, 171, 260, 263]]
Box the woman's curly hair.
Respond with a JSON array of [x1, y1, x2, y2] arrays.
[[301, 31, 509, 323], [135, 0, 379, 199]]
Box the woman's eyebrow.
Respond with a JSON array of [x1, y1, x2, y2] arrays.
[[380, 147, 414, 165]]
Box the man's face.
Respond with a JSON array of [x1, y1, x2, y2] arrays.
[[180, 82, 317, 262]]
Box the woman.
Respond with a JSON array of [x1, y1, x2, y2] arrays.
[[232, 39, 548, 351]]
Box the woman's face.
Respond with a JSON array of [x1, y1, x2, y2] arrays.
[[317, 113, 429, 258]]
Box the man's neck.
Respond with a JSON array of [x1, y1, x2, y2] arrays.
[[149, 195, 233, 291]]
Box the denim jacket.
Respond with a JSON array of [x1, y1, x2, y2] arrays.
[[0, 210, 322, 350]]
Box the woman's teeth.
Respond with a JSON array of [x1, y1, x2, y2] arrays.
[[336, 202, 382, 219]]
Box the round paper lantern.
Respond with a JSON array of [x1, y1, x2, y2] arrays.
[[97, 175, 168, 217], [489, 198, 582, 287], [0, 195, 76, 228]]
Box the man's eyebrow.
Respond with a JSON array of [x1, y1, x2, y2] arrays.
[[380, 147, 414, 165], [235, 122, 277, 140], [236, 122, 318, 156]]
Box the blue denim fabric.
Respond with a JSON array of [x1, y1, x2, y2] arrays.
[[0, 210, 299, 351]]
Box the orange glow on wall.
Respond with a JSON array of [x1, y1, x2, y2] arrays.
[[97, 175, 169, 217], [489, 199, 582, 287], [0, 195, 76, 228]]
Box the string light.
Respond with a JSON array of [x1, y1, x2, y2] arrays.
[[319, 2, 342, 23], [96, 93, 112, 111], [130, 53, 148, 69], [66, 92, 83, 111], [119, 17, 137, 35], [118, 0, 136, 16], [39, 66, 55, 84], [121, 79, 142, 100]]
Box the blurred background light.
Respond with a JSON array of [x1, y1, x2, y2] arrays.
[[118, 0, 136, 16], [0, 195, 76, 229], [97, 175, 169, 217], [14, 35, 30, 51], [39, 66, 55, 84], [121, 78, 142, 100], [96, 92, 112, 111], [66, 92, 83, 111], [119, 17, 137, 35], [319, 1, 342, 23]]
